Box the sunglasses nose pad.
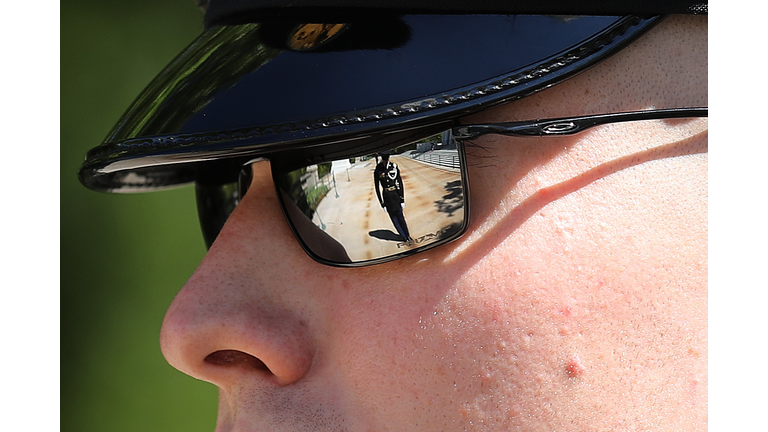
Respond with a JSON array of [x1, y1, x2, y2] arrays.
[[195, 182, 240, 249]]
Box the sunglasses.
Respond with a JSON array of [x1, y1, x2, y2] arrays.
[[196, 107, 707, 267]]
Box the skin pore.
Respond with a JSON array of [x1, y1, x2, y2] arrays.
[[159, 15, 707, 431]]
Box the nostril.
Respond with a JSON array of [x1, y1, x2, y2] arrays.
[[205, 350, 271, 372]]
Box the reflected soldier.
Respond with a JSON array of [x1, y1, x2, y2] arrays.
[[374, 152, 413, 243]]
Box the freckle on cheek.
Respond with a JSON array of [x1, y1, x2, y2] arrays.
[[565, 355, 585, 378]]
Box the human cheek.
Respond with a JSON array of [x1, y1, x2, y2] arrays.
[[324, 262, 561, 430], [421, 264, 570, 429], [319, 268, 464, 429]]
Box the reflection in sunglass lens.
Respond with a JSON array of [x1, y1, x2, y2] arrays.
[[273, 132, 468, 266]]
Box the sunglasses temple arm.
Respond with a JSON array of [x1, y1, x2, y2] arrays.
[[452, 107, 708, 140]]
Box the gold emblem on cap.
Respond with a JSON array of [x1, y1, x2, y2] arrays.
[[288, 23, 348, 51]]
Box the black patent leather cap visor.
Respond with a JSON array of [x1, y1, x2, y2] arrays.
[[79, 14, 662, 192]]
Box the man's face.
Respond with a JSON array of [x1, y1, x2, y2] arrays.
[[159, 16, 707, 431]]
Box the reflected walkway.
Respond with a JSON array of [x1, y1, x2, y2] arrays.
[[313, 154, 463, 261]]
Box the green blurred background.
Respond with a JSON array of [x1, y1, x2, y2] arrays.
[[62, 1, 217, 430]]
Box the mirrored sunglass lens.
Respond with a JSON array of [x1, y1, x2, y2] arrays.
[[273, 132, 468, 265], [196, 182, 241, 249]]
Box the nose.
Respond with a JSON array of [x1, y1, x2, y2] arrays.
[[160, 161, 316, 386]]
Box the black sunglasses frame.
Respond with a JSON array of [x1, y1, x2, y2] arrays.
[[454, 107, 708, 139], [196, 107, 708, 267]]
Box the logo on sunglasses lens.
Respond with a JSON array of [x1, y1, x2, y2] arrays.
[[396, 225, 455, 248]]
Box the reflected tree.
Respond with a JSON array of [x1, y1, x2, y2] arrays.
[[434, 179, 464, 217]]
